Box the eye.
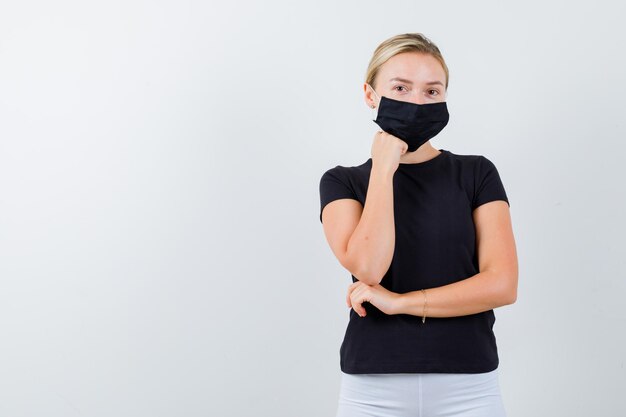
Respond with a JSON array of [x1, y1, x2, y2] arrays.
[[428, 89, 439, 96], [394, 85, 408, 92]]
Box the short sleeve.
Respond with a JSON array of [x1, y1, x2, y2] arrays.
[[472, 156, 510, 210], [319, 167, 359, 223]]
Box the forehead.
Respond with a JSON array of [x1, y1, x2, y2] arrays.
[[378, 52, 446, 84]]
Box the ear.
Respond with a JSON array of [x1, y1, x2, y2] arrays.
[[363, 83, 377, 109]]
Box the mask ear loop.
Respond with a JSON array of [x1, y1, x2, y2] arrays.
[[371, 103, 378, 121]]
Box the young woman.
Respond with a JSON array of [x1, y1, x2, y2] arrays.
[[319, 33, 518, 417]]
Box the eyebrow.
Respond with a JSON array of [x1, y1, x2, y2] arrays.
[[389, 77, 444, 87]]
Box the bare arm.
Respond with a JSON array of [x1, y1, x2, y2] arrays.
[[322, 165, 397, 286], [322, 131, 408, 286], [346, 165, 396, 285]]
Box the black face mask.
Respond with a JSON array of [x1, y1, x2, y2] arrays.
[[371, 89, 449, 152]]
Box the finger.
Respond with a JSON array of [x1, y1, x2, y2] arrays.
[[352, 288, 369, 317], [348, 293, 361, 316], [358, 300, 367, 317], [346, 282, 360, 308], [351, 298, 365, 317], [360, 295, 370, 316]]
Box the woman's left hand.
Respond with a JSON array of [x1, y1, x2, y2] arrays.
[[346, 281, 401, 317]]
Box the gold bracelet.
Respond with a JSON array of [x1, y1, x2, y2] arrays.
[[421, 289, 428, 323]]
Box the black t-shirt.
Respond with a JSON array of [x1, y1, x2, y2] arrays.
[[318, 148, 510, 374]]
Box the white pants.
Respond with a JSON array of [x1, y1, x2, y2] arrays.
[[336, 368, 507, 417]]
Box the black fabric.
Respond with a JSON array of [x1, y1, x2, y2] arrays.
[[318, 149, 510, 374], [373, 96, 449, 152]]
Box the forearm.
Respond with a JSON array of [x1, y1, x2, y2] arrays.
[[395, 270, 516, 318], [347, 166, 395, 285]]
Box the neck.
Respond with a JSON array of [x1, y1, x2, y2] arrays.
[[399, 142, 441, 164]]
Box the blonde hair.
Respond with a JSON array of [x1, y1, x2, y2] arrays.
[[365, 33, 449, 91]]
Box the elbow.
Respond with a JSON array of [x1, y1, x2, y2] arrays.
[[487, 269, 517, 307], [505, 288, 517, 305], [343, 254, 386, 286], [501, 274, 518, 305], [352, 266, 384, 286], [359, 275, 383, 286]]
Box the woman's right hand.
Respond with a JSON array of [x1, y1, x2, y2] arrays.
[[371, 130, 407, 175]]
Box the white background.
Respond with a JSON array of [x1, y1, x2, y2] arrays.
[[1, 1, 624, 416]]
